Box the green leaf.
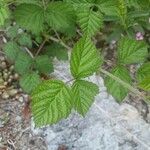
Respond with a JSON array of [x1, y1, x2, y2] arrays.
[[15, 51, 33, 75], [105, 66, 131, 102], [34, 55, 54, 74], [95, 0, 118, 16], [20, 72, 41, 94], [31, 80, 73, 127], [139, 77, 150, 91], [70, 36, 102, 78], [64, 0, 95, 9], [3, 42, 21, 62], [45, 43, 68, 61], [72, 80, 99, 116], [14, 4, 45, 34], [137, 63, 150, 82], [0, 1, 9, 26], [6, 25, 19, 39], [45, 2, 76, 33], [117, 37, 148, 64], [18, 33, 32, 48], [77, 8, 103, 36]]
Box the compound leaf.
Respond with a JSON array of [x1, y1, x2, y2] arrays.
[[70, 36, 101, 78], [32, 80, 73, 127], [34, 55, 54, 74], [117, 37, 148, 64], [105, 66, 131, 102], [72, 80, 99, 116], [14, 4, 45, 34], [20, 72, 41, 94], [77, 8, 103, 36]]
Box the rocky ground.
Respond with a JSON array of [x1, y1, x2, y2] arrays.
[[0, 37, 150, 150]]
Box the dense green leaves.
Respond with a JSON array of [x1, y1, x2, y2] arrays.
[[72, 80, 99, 116], [32, 80, 72, 127], [45, 44, 68, 60], [20, 72, 41, 94], [70, 36, 101, 78], [14, 4, 45, 34], [45, 2, 76, 33], [117, 37, 148, 64], [14, 51, 32, 75], [105, 66, 131, 102], [3, 42, 21, 62], [77, 8, 103, 36], [34, 55, 54, 74]]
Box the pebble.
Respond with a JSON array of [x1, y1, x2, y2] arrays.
[[8, 89, 18, 97], [19, 96, 24, 103], [1, 61, 7, 69], [2, 92, 10, 99]]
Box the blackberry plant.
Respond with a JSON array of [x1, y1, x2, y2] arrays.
[[0, 0, 150, 127]]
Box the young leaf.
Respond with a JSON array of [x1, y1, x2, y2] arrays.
[[45, 2, 76, 33], [15, 51, 33, 75], [31, 80, 73, 127], [105, 66, 131, 102], [14, 4, 45, 34], [139, 77, 150, 91], [3, 42, 21, 62], [20, 72, 41, 94], [77, 8, 103, 36], [34, 55, 54, 74], [117, 37, 148, 64], [18, 33, 32, 48], [72, 80, 99, 116], [6, 25, 19, 39], [70, 36, 102, 78], [45, 43, 68, 61], [137, 63, 150, 82]]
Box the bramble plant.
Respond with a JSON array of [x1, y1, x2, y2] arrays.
[[0, 0, 150, 127]]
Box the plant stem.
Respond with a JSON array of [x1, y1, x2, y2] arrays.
[[48, 36, 72, 51], [35, 38, 47, 57], [24, 47, 34, 58]]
